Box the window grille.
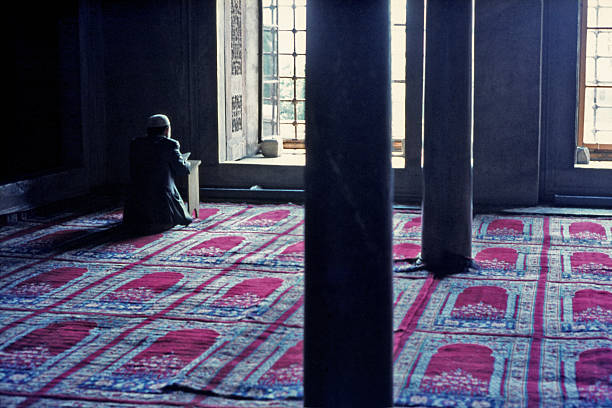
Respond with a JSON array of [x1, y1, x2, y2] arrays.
[[261, 0, 407, 157], [262, 0, 306, 148], [579, 0, 612, 159]]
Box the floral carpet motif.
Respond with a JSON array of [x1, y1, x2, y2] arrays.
[[0, 202, 610, 407]]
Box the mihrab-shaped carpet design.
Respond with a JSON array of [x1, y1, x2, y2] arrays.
[[0, 202, 609, 407]]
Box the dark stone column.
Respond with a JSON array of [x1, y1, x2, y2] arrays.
[[405, 0, 425, 175], [304, 1, 393, 406], [421, 0, 474, 274]]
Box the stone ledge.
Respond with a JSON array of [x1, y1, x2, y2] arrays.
[[0, 168, 88, 216]]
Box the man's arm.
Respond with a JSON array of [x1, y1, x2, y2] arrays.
[[167, 138, 191, 177]]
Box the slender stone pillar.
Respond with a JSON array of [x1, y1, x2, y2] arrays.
[[304, 1, 393, 406], [421, 0, 474, 273]]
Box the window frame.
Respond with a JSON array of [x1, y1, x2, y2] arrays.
[[577, 0, 612, 160], [390, 4, 407, 158], [260, 0, 306, 150], [260, 0, 408, 155]]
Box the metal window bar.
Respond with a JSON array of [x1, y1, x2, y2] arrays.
[[262, 1, 279, 141]]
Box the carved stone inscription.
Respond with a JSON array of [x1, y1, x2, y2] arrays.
[[231, 94, 243, 133], [231, 0, 242, 76]]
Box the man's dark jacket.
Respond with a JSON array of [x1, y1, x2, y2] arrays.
[[123, 135, 192, 233]]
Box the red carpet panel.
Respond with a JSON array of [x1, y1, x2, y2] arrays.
[[0, 202, 609, 407]]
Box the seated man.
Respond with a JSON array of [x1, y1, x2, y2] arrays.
[[123, 114, 193, 234]]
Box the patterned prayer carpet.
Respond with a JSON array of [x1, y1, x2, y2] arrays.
[[0, 201, 610, 407]]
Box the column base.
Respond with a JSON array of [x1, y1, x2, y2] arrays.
[[403, 254, 479, 278]]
